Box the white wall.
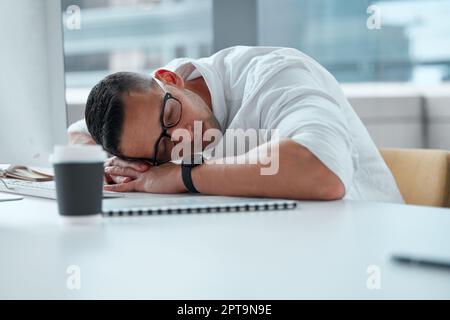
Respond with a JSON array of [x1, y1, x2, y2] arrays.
[[0, 0, 67, 165], [344, 84, 450, 150]]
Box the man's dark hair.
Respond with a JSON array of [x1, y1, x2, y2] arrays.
[[85, 72, 154, 156]]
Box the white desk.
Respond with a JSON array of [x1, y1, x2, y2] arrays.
[[0, 193, 449, 299]]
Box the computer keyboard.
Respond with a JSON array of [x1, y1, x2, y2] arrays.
[[0, 179, 123, 200], [5, 179, 56, 190]]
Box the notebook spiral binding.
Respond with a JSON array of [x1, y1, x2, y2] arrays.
[[102, 201, 297, 217]]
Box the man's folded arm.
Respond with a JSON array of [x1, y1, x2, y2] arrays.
[[67, 119, 95, 145], [191, 92, 355, 201]]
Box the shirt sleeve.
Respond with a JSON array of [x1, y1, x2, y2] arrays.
[[67, 118, 90, 135], [262, 86, 357, 193]]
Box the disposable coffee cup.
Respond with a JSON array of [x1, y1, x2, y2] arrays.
[[50, 145, 107, 220]]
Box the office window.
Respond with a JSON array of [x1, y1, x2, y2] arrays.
[[258, 0, 450, 84], [62, 0, 213, 89]]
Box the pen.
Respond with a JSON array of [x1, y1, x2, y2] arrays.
[[391, 254, 450, 271]]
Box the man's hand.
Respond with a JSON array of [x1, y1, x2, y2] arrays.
[[103, 156, 151, 185], [103, 160, 186, 194]]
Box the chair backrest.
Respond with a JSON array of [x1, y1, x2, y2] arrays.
[[380, 148, 450, 207]]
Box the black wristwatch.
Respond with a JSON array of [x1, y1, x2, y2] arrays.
[[181, 154, 203, 193]]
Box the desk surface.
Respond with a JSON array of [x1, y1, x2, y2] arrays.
[[0, 192, 449, 299]]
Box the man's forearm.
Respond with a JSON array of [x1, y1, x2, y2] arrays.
[[67, 119, 95, 145], [191, 139, 345, 200], [68, 131, 96, 145]]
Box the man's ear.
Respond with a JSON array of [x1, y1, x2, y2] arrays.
[[154, 69, 184, 89]]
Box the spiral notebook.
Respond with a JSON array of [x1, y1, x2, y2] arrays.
[[102, 194, 298, 217]]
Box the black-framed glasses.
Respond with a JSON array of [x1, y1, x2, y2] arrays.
[[149, 91, 182, 165]]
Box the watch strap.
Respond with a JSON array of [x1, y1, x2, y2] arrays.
[[181, 164, 199, 193]]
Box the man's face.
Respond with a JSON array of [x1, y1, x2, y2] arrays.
[[118, 74, 219, 161]]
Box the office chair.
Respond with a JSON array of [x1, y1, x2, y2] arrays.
[[380, 148, 450, 208]]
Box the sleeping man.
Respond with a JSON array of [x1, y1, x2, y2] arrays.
[[68, 46, 403, 202]]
